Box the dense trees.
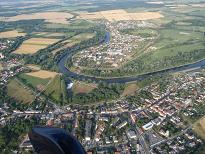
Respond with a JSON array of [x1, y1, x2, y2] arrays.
[[69, 83, 125, 105], [0, 20, 44, 34], [0, 116, 44, 153]]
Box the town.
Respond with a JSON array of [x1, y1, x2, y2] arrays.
[[1, 0, 205, 153], [72, 21, 157, 70], [1, 66, 205, 153]]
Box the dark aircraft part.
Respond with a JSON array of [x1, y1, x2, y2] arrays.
[[29, 126, 86, 154]]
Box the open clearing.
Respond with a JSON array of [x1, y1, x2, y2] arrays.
[[78, 9, 164, 22], [0, 30, 26, 38], [72, 81, 97, 94], [193, 116, 205, 139], [7, 79, 35, 104], [32, 32, 65, 37], [122, 83, 138, 96], [26, 70, 58, 79], [1, 12, 74, 24], [26, 64, 41, 71], [13, 38, 60, 54], [0, 63, 3, 71]]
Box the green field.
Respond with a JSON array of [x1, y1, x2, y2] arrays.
[[18, 73, 50, 88], [44, 75, 67, 104], [122, 28, 158, 38], [7, 79, 35, 104], [46, 20, 96, 30]]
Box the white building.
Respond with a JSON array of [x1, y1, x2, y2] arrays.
[[142, 122, 153, 130]]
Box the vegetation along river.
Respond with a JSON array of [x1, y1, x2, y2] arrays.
[[58, 32, 205, 83]]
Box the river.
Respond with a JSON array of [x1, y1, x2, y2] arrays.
[[57, 32, 205, 83]]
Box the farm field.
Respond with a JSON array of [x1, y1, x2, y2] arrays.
[[52, 32, 95, 54], [78, 9, 164, 22], [7, 79, 35, 104], [18, 73, 50, 90], [72, 81, 97, 94], [0, 30, 26, 38], [44, 75, 67, 104], [26, 64, 41, 71], [13, 38, 60, 54], [193, 116, 205, 139], [25, 70, 58, 79], [32, 32, 64, 37], [122, 25, 205, 75], [45, 20, 96, 30], [0, 12, 74, 24]]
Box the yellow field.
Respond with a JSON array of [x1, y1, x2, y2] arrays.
[[193, 116, 205, 139], [14, 44, 47, 54], [0, 30, 26, 38], [13, 37, 60, 54], [78, 9, 164, 22], [1, 12, 74, 24], [26, 70, 58, 79], [24, 38, 60, 45], [72, 81, 97, 94]]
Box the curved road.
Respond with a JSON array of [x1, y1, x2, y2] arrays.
[[57, 33, 205, 83]]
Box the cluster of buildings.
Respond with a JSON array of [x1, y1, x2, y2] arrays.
[[0, 39, 24, 84], [152, 130, 203, 153], [1, 69, 205, 153], [0, 39, 15, 59], [19, 72, 205, 153], [0, 58, 24, 85], [0, 39, 13, 51], [73, 21, 155, 69]]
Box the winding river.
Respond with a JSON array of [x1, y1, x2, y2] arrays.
[[57, 33, 205, 83]]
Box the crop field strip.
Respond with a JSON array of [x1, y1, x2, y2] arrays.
[[7, 78, 35, 104], [78, 9, 164, 22], [0, 12, 74, 24], [25, 70, 58, 79], [0, 30, 26, 38], [13, 37, 60, 54]]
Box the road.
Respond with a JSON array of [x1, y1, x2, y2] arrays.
[[150, 125, 192, 149]]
